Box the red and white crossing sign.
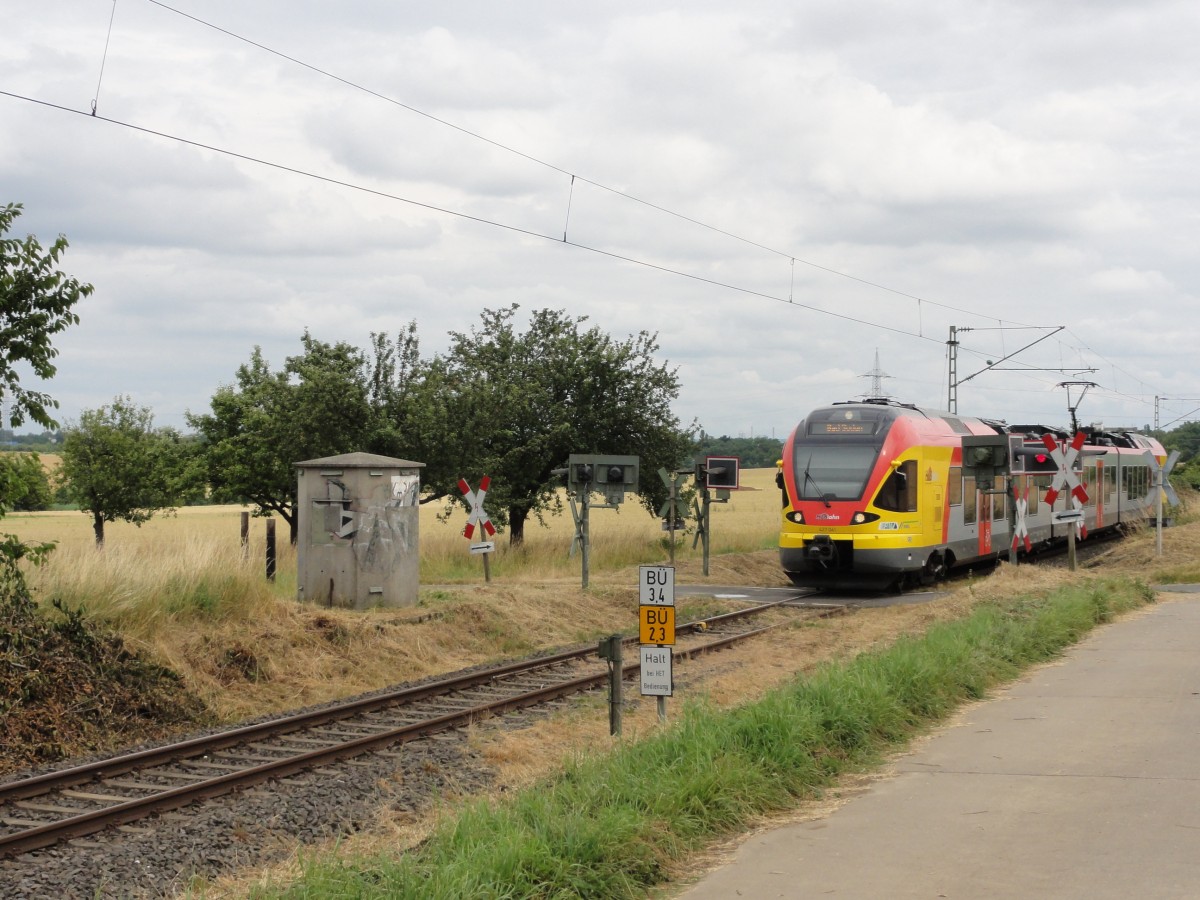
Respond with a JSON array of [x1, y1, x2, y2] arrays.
[[458, 476, 497, 541], [1041, 432, 1089, 507], [1012, 484, 1032, 552]]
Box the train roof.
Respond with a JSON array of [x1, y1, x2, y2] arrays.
[[827, 398, 1155, 450]]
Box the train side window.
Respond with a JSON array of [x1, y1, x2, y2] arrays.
[[948, 467, 962, 506], [963, 476, 977, 524], [1025, 477, 1040, 514], [1037, 474, 1053, 501], [992, 476, 1006, 520], [875, 460, 917, 512]]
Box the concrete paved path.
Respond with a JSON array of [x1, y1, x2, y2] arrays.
[[681, 594, 1200, 899]]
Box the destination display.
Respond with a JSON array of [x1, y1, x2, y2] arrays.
[[809, 421, 877, 435]]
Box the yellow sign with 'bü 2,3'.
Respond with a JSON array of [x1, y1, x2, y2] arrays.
[[639, 605, 675, 645]]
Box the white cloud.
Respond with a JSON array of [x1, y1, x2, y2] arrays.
[[1086, 267, 1174, 293], [2, 0, 1200, 440]]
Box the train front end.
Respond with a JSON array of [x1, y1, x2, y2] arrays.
[[778, 402, 936, 590]]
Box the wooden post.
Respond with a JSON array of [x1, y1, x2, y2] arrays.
[[240, 511, 250, 560], [265, 519, 277, 582], [609, 637, 622, 736]]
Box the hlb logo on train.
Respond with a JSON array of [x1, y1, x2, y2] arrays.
[[639, 565, 675, 605]]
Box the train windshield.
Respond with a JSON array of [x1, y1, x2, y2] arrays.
[[792, 444, 879, 501]]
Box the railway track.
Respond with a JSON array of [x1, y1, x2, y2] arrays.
[[0, 598, 844, 859]]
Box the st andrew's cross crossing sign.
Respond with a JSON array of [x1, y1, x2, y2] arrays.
[[1041, 432, 1089, 508], [458, 476, 496, 542], [1012, 484, 1032, 553]]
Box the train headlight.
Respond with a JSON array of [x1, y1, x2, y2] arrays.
[[785, 510, 805, 524], [852, 511, 880, 525]]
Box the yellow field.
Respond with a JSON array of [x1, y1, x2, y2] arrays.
[[0, 469, 784, 724], [4, 467, 782, 588]]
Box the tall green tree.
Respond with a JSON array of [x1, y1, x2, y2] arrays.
[[0, 453, 53, 511], [431, 306, 694, 545], [60, 397, 192, 546], [0, 203, 93, 429], [187, 334, 374, 543], [0, 203, 89, 582]]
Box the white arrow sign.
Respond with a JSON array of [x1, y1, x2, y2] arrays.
[[458, 476, 497, 541]]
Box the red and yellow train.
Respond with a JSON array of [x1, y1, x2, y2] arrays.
[[778, 398, 1168, 589]]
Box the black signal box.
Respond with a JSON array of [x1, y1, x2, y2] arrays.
[[702, 456, 740, 490]]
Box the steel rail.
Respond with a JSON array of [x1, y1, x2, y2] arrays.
[[1, 596, 830, 857], [0, 597, 801, 805], [0, 643, 602, 804]]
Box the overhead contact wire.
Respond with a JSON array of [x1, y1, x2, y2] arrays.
[[141, 0, 1031, 329], [0, 89, 939, 344]]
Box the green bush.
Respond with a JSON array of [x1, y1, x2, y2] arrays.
[[0, 451, 52, 511]]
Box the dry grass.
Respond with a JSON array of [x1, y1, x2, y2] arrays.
[[1, 472, 782, 722], [202, 557, 1133, 898], [6, 476, 1195, 898]]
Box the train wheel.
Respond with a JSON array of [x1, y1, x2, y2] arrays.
[[920, 552, 947, 586]]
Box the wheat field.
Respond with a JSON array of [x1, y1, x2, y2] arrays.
[[2, 468, 782, 623]]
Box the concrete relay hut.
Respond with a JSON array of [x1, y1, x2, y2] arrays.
[[294, 452, 424, 610]]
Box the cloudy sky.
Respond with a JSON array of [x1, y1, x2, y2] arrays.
[[3, 0, 1199, 443]]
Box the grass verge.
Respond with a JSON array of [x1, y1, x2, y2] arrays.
[[251, 577, 1153, 899]]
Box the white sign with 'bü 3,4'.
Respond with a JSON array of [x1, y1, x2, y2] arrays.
[[639, 565, 674, 606]]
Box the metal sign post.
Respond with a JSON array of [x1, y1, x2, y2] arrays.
[[566, 487, 592, 587], [657, 468, 690, 564], [639, 565, 675, 723], [1154, 451, 1180, 557], [458, 477, 497, 582], [690, 457, 739, 576], [691, 486, 712, 575], [1053, 508, 1084, 571], [1041, 432, 1090, 572], [562, 454, 639, 589]]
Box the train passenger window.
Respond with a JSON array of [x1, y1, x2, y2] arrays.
[[875, 460, 917, 512], [963, 476, 977, 524], [1025, 477, 1040, 515], [1036, 474, 1052, 500], [992, 476, 1006, 520], [948, 467, 962, 506], [1125, 465, 1147, 499]]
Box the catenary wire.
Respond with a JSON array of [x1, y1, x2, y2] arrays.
[[136, 1, 1174, 417], [141, 0, 1041, 328], [0, 89, 942, 345]]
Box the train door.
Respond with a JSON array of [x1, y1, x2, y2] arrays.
[[978, 488, 993, 555]]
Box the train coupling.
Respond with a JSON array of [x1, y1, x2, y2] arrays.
[[807, 534, 835, 562]]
